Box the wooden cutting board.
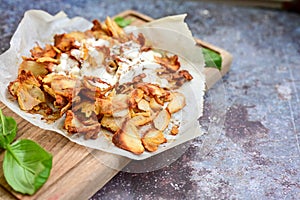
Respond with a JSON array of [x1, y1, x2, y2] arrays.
[[0, 10, 232, 200]]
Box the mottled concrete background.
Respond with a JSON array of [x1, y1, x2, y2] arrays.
[[1, 0, 300, 199]]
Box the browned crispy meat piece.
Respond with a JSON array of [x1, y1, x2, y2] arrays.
[[42, 74, 80, 101], [170, 125, 179, 135], [29, 103, 60, 122], [157, 68, 194, 88], [167, 92, 186, 114], [154, 55, 181, 72], [105, 16, 128, 42], [91, 19, 102, 31], [72, 100, 95, 118], [54, 33, 77, 52], [130, 115, 152, 126], [89, 19, 109, 39], [178, 70, 193, 81], [137, 83, 166, 97], [142, 129, 167, 152], [95, 97, 113, 116], [128, 88, 144, 109], [112, 120, 145, 155], [111, 94, 130, 118], [82, 76, 112, 98], [18, 60, 49, 78], [64, 110, 100, 139], [8, 70, 46, 111], [30, 44, 58, 59], [153, 109, 171, 131], [53, 94, 68, 109], [100, 116, 124, 133], [136, 83, 171, 105]]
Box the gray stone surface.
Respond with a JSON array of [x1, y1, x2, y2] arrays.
[[1, 0, 300, 199]]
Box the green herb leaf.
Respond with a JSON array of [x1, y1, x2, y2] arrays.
[[0, 109, 17, 149], [202, 47, 222, 70], [3, 139, 52, 195], [114, 16, 132, 28]]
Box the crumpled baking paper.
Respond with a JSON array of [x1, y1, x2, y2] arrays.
[[0, 10, 205, 160]]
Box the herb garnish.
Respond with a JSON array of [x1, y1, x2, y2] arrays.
[[202, 47, 222, 70], [0, 109, 52, 195], [114, 16, 133, 28]]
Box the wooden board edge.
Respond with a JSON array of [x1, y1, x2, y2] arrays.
[[0, 186, 16, 200], [115, 10, 154, 21], [34, 153, 131, 200], [196, 38, 233, 77], [197, 39, 233, 89]]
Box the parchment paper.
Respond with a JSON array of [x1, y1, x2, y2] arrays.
[[0, 10, 205, 160]]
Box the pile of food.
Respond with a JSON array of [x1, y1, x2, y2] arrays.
[[8, 16, 195, 155]]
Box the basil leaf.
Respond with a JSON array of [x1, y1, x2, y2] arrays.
[[114, 16, 132, 28], [0, 109, 17, 149], [202, 47, 222, 70], [3, 139, 52, 195]]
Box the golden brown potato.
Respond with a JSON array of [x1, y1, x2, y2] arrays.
[[105, 16, 127, 41], [30, 44, 57, 59], [43, 74, 79, 100], [64, 110, 100, 139], [18, 60, 48, 78], [142, 129, 167, 152], [95, 98, 113, 116], [100, 116, 124, 133], [153, 109, 171, 131], [8, 70, 45, 111], [130, 115, 152, 126], [170, 125, 179, 135], [167, 92, 186, 114], [149, 97, 163, 111], [54, 33, 76, 52], [112, 120, 145, 155], [17, 84, 46, 111]]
